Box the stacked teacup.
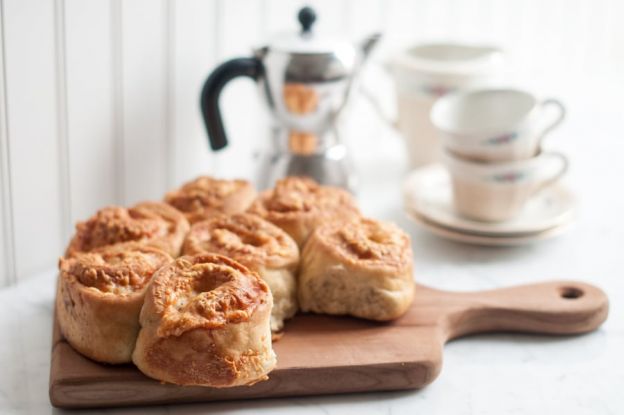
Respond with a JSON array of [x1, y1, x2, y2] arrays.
[[430, 88, 567, 222]]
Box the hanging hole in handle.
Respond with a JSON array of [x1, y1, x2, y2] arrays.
[[559, 286, 584, 299]]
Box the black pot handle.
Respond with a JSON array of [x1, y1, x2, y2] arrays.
[[200, 57, 262, 151]]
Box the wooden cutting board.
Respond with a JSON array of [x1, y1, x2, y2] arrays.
[[49, 280, 608, 409]]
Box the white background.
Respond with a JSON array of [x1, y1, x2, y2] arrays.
[[0, 0, 622, 285]]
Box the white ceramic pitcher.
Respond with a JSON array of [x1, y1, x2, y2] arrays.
[[387, 43, 504, 168]]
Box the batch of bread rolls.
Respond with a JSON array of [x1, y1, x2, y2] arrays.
[[56, 176, 415, 388]]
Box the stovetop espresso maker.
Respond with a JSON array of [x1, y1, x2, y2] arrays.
[[200, 7, 380, 190]]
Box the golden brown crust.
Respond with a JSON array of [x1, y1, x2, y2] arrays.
[[183, 213, 298, 269], [316, 217, 413, 273], [298, 217, 414, 321], [151, 255, 269, 337], [56, 244, 172, 364], [182, 214, 300, 331], [61, 244, 170, 294], [132, 254, 276, 387], [65, 202, 190, 258], [165, 176, 257, 224], [247, 176, 360, 246]]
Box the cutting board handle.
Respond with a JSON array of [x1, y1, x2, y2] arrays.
[[440, 280, 609, 341]]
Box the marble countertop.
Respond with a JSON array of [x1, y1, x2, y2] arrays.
[[2, 87, 623, 414]]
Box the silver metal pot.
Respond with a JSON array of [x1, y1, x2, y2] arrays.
[[200, 6, 380, 190]]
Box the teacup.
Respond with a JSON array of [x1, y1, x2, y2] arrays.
[[431, 88, 565, 162], [442, 150, 568, 222]]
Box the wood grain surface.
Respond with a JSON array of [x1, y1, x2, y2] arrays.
[[49, 280, 609, 409]]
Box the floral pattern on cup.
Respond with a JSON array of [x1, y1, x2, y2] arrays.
[[431, 89, 566, 162], [489, 171, 527, 183], [442, 149, 569, 222], [484, 132, 518, 146], [420, 84, 455, 97]]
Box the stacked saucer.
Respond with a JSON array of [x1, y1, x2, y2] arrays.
[[403, 165, 575, 246]]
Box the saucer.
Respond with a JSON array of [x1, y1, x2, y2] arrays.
[[403, 164, 575, 239], [405, 208, 572, 246]]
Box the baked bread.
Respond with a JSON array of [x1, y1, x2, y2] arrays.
[[132, 254, 276, 387], [165, 176, 256, 224], [183, 213, 299, 332], [247, 176, 360, 247], [66, 202, 190, 257], [56, 243, 172, 364], [298, 217, 414, 321]]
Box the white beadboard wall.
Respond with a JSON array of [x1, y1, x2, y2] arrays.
[[0, 0, 622, 286]]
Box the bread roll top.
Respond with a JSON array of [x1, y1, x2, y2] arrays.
[[250, 176, 358, 219], [165, 176, 256, 224], [60, 244, 171, 295], [148, 254, 271, 338], [312, 217, 413, 273], [183, 213, 298, 269], [66, 202, 189, 257]]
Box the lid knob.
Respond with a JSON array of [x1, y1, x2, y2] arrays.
[[298, 6, 316, 34]]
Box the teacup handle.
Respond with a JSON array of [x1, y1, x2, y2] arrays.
[[537, 99, 566, 143], [532, 151, 569, 196]]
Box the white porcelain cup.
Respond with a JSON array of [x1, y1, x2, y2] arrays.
[[442, 150, 569, 222], [431, 88, 566, 162], [386, 43, 504, 168]]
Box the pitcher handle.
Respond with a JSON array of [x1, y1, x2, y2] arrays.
[[360, 84, 399, 130]]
